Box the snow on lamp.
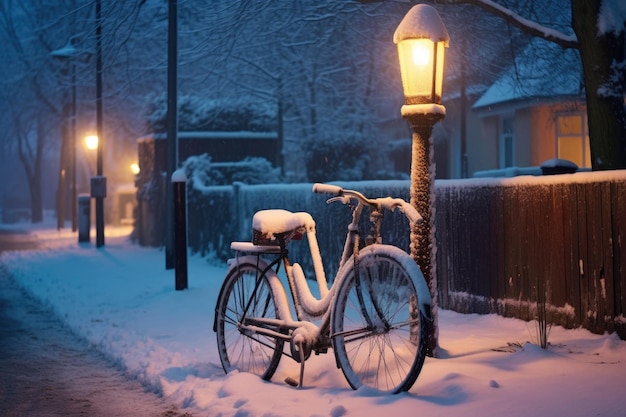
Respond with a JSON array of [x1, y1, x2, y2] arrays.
[[394, 4, 449, 117]]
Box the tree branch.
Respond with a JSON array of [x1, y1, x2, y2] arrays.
[[358, 0, 579, 49], [439, 0, 578, 49]]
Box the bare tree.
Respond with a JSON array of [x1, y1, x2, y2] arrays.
[[0, 0, 68, 222], [0, 0, 158, 222], [128, 1, 412, 175]]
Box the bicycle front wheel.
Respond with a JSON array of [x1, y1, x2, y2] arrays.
[[331, 245, 429, 394], [215, 259, 285, 381]]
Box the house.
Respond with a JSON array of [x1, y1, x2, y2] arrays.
[[134, 130, 282, 246], [137, 130, 283, 176], [469, 39, 589, 176]]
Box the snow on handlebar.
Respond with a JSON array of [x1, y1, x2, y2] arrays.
[[312, 183, 423, 226], [376, 197, 423, 226], [312, 183, 344, 195]]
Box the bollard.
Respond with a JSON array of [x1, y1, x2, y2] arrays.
[[77, 194, 91, 243], [172, 169, 188, 290]]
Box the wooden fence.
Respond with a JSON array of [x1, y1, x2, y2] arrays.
[[436, 173, 625, 338], [179, 172, 626, 338]]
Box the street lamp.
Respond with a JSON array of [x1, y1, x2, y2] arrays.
[[94, 0, 106, 248], [51, 40, 80, 232], [394, 4, 449, 356], [51, 38, 93, 233]]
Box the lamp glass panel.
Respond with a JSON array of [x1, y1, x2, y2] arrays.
[[398, 38, 435, 101], [434, 42, 446, 102]]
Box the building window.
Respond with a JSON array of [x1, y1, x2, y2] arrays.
[[500, 117, 514, 168], [556, 113, 591, 168]]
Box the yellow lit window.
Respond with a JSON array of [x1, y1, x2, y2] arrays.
[[556, 114, 590, 168]]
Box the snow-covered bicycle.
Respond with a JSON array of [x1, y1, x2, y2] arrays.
[[213, 183, 432, 394]]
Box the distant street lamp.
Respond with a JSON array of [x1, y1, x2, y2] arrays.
[[51, 38, 93, 232], [51, 40, 80, 232], [84, 135, 98, 177], [394, 4, 449, 356], [85, 134, 99, 151]]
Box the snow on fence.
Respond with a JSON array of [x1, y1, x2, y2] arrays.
[[436, 171, 626, 339], [184, 172, 626, 339]]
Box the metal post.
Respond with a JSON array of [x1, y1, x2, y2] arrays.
[[71, 62, 78, 232], [95, 0, 105, 247], [172, 169, 187, 290], [165, 0, 178, 269], [405, 113, 442, 357]]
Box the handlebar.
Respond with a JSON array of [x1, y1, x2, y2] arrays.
[[312, 183, 423, 226]]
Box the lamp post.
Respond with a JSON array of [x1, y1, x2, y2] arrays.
[[94, 0, 106, 248], [51, 41, 79, 232], [51, 38, 93, 232], [394, 4, 449, 356]]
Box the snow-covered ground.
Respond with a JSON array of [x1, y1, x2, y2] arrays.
[[1, 220, 624, 417]]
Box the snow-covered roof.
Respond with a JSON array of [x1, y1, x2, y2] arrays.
[[473, 38, 583, 110]]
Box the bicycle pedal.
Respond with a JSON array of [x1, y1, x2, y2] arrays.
[[285, 377, 299, 387]]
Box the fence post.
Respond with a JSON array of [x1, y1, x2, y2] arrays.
[[172, 169, 188, 290]]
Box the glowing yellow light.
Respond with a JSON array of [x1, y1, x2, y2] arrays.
[[412, 42, 430, 66], [397, 38, 436, 102], [85, 135, 98, 150], [130, 163, 140, 175]]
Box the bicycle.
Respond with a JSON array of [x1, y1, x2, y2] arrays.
[[213, 183, 432, 394]]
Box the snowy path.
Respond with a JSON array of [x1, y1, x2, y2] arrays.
[[0, 230, 192, 417]]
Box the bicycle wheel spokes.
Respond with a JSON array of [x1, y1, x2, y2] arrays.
[[216, 262, 284, 380], [333, 250, 428, 394]]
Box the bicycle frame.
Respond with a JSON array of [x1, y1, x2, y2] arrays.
[[225, 184, 426, 360], [226, 199, 364, 357]]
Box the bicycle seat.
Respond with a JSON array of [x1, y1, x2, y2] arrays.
[[252, 209, 315, 246]]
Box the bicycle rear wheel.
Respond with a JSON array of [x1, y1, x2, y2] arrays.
[[331, 246, 429, 394], [215, 260, 284, 381]]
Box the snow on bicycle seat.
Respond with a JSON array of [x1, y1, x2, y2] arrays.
[[251, 209, 315, 246]]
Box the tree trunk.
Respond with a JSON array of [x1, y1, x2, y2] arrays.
[[571, 0, 626, 170], [29, 116, 45, 224], [29, 179, 43, 223]]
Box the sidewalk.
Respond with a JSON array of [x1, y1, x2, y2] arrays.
[[1, 224, 624, 417]]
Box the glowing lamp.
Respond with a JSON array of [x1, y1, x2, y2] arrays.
[[394, 4, 449, 106], [85, 135, 98, 150]]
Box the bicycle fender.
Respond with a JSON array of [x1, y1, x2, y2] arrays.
[[335, 245, 433, 320], [212, 255, 292, 332]]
